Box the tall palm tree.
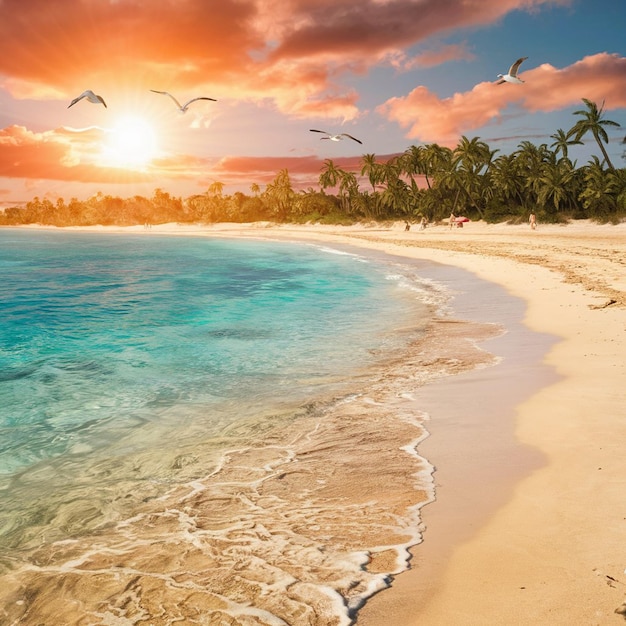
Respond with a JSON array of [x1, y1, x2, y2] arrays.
[[550, 128, 582, 159], [400, 145, 428, 190], [379, 161, 410, 219], [264, 168, 294, 220], [446, 136, 493, 219], [569, 98, 621, 170], [537, 159, 577, 214], [514, 141, 552, 209], [360, 153, 383, 193], [578, 156, 617, 217], [490, 153, 525, 209], [422, 143, 452, 189], [319, 159, 344, 191], [337, 170, 359, 216], [208, 181, 224, 196], [608, 168, 626, 213], [453, 136, 492, 176]]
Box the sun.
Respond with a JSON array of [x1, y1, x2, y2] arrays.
[[101, 115, 158, 168]]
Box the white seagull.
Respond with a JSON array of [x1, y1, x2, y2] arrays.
[[496, 57, 528, 85], [68, 90, 107, 108], [310, 129, 362, 144], [150, 90, 217, 113]]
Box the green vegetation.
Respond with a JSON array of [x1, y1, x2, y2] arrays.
[[2, 99, 625, 227]]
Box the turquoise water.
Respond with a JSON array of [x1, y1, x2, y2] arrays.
[[0, 229, 433, 501], [1, 231, 423, 471], [0, 228, 448, 624]]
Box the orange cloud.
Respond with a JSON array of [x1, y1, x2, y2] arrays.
[[266, 0, 568, 62], [1, 124, 365, 191], [401, 44, 476, 70], [0, 125, 152, 183], [0, 1, 259, 95], [0, 0, 572, 120], [209, 154, 377, 189], [378, 53, 626, 145]]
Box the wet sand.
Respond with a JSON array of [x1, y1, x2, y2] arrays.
[[9, 219, 626, 624]]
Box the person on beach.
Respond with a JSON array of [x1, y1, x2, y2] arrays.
[[420, 216, 427, 230], [529, 212, 537, 230], [449, 212, 456, 229]]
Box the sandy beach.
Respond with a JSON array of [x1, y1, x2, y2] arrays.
[[149, 218, 626, 625], [11, 219, 626, 624]]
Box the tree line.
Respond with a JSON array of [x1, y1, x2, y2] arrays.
[[2, 99, 625, 227]]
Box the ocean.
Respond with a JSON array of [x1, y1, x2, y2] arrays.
[[0, 227, 498, 625]]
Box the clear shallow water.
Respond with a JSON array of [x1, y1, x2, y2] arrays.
[[1, 229, 429, 478], [0, 228, 462, 625]]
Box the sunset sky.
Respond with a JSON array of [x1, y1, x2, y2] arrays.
[[1, 0, 625, 206]]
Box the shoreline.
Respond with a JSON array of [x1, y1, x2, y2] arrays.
[[237, 220, 626, 625], [7, 220, 626, 623]]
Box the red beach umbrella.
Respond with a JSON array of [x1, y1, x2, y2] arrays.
[[455, 216, 470, 223]]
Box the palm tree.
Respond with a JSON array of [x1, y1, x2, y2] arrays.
[[445, 136, 494, 219], [337, 170, 359, 216], [537, 159, 577, 214], [550, 128, 583, 159], [319, 159, 344, 191], [360, 153, 384, 193], [208, 181, 224, 196], [578, 156, 617, 218], [400, 145, 428, 190], [514, 141, 552, 209], [264, 169, 294, 221], [422, 143, 453, 189], [453, 136, 492, 175], [379, 160, 410, 219], [608, 168, 626, 214], [490, 153, 525, 209], [569, 98, 621, 170]]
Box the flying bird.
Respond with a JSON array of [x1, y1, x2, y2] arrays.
[[496, 57, 528, 85], [150, 90, 217, 113], [310, 129, 362, 144], [68, 90, 107, 108]]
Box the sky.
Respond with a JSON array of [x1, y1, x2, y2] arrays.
[[0, 0, 625, 206]]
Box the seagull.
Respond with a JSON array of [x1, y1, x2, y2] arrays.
[[496, 57, 528, 85], [68, 90, 107, 108], [150, 90, 217, 113], [310, 129, 362, 144]]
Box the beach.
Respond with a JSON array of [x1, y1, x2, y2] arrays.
[[157, 218, 626, 624], [5, 219, 626, 624]]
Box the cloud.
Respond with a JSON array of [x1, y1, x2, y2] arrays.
[[0, 126, 72, 177], [208, 154, 385, 190], [0, 125, 152, 183], [209, 155, 343, 188], [377, 53, 626, 145], [0, 0, 571, 120], [254, 0, 570, 117], [399, 44, 476, 70], [0, 122, 370, 192], [0, 0, 259, 94], [265, 0, 568, 63]]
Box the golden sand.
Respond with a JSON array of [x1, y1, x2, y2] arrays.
[[197, 219, 626, 625], [15, 219, 626, 624]]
